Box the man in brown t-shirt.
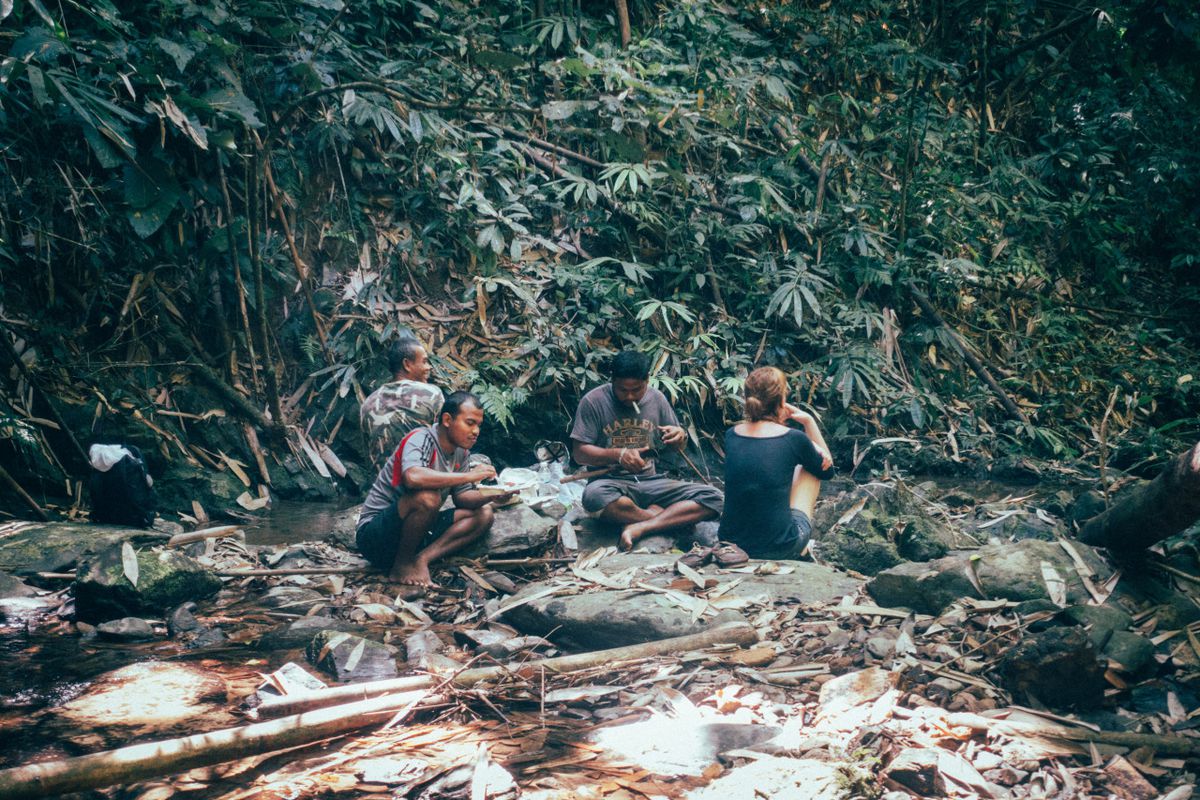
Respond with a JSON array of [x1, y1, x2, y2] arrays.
[[570, 351, 723, 550]]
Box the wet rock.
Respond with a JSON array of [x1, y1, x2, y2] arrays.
[[49, 662, 232, 744], [463, 503, 556, 558], [885, 749, 942, 796], [867, 539, 1113, 615], [326, 506, 361, 550], [0, 571, 37, 598], [0, 521, 161, 575], [259, 616, 361, 650], [306, 630, 398, 682], [168, 602, 204, 635], [818, 667, 897, 716], [270, 454, 339, 502], [1014, 598, 1062, 630], [812, 483, 967, 574], [1103, 631, 1155, 674], [74, 544, 222, 624], [96, 617, 156, 641], [867, 636, 896, 659], [259, 585, 327, 612], [1000, 626, 1105, 709]]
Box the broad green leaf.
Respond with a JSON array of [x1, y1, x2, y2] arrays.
[[201, 86, 263, 128]]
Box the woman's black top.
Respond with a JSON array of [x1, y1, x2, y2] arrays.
[[718, 427, 836, 555]]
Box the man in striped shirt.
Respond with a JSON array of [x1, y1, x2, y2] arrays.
[[356, 391, 514, 591]]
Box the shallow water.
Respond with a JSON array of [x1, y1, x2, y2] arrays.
[[241, 499, 353, 546]]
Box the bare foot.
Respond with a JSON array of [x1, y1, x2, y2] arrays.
[[619, 521, 651, 551], [389, 558, 433, 587]]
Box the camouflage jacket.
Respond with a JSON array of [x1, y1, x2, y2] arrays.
[[359, 379, 445, 469]]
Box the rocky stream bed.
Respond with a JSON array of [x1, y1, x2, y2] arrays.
[[1, 475, 1199, 799]]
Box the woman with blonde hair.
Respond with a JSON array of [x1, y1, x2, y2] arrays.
[[717, 366, 835, 559]]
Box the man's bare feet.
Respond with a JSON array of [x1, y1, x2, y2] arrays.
[[619, 521, 652, 551], [389, 558, 433, 588]]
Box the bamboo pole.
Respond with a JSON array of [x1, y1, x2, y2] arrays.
[[166, 525, 243, 548], [0, 690, 434, 800], [0, 462, 48, 521], [254, 620, 759, 717]]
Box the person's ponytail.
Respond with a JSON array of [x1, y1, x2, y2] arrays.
[[743, 367, 787, 422]]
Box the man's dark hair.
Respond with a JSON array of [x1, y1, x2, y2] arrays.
[[441, 390, 481, 419], [610, 350, 650, 381], [387, 331, 422, 375]]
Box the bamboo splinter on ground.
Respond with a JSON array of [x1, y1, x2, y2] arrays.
[[0, 622, 758, 799]]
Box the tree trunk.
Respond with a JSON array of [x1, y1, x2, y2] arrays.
[[1079, 441, 1200, 554], [614, 0, 631, 47]]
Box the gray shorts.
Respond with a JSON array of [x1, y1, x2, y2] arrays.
[[582, 475, 724, 516]]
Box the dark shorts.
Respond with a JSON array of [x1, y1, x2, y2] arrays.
[[582, 475, 724, 516], [355, 502, 457, 570], [753, 509, 813, 560]]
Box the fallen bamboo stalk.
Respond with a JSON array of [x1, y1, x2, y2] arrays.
[[216, 566, 373, 577], [483, 556, 576, 567], [935, 709, 1200, 758], [253, 620, 759, 718], [0, 462, 49, 521], [167, 525, 243, 547], [0, 690, 436, 800]]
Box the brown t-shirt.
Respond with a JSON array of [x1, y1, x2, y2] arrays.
[[569, 384, 679, 478]]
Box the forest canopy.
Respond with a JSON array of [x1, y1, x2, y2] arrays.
[[1, 0, 1198, 504]]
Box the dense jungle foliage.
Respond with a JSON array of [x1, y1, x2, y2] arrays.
[[0, 0, 1198, 509]]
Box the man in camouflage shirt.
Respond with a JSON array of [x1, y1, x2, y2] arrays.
[[360, 335, 444, 470]]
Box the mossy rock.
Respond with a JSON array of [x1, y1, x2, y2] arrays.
[[813, 483, 966, 575], [0, 521, 158, 575], [74, 544, 222, 623]]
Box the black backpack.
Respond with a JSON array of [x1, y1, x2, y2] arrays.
[[88, 444, 157, 528]]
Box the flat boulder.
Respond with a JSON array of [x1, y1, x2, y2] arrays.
[[502, 551, 861, 649], [74, 544, 223, 623], [0, 520, 164, 575], [0, 571, 37, 598], [866, 538, 1113, 615]]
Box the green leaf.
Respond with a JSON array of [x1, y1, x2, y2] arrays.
[[474, 50, 525, 71], [201, 86, 263, 128], [155, 37, 196, 73]]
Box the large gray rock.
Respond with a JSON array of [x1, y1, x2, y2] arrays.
[[96, 617, 157, 641], [1000, 626, 1105, 709], [306, 630, 398, 682], [503, 552, 861, 649], [466, 503, 557, 557], [0, 521, 164, 575], [813, 483, 969, 575], [0, 571, 37, 598], [1103, 631, 1155, 675], [866, 539, 1113, 615], [74, 544, 223, 623]]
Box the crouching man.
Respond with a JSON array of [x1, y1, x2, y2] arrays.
[[356, 391, 514, 593]]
